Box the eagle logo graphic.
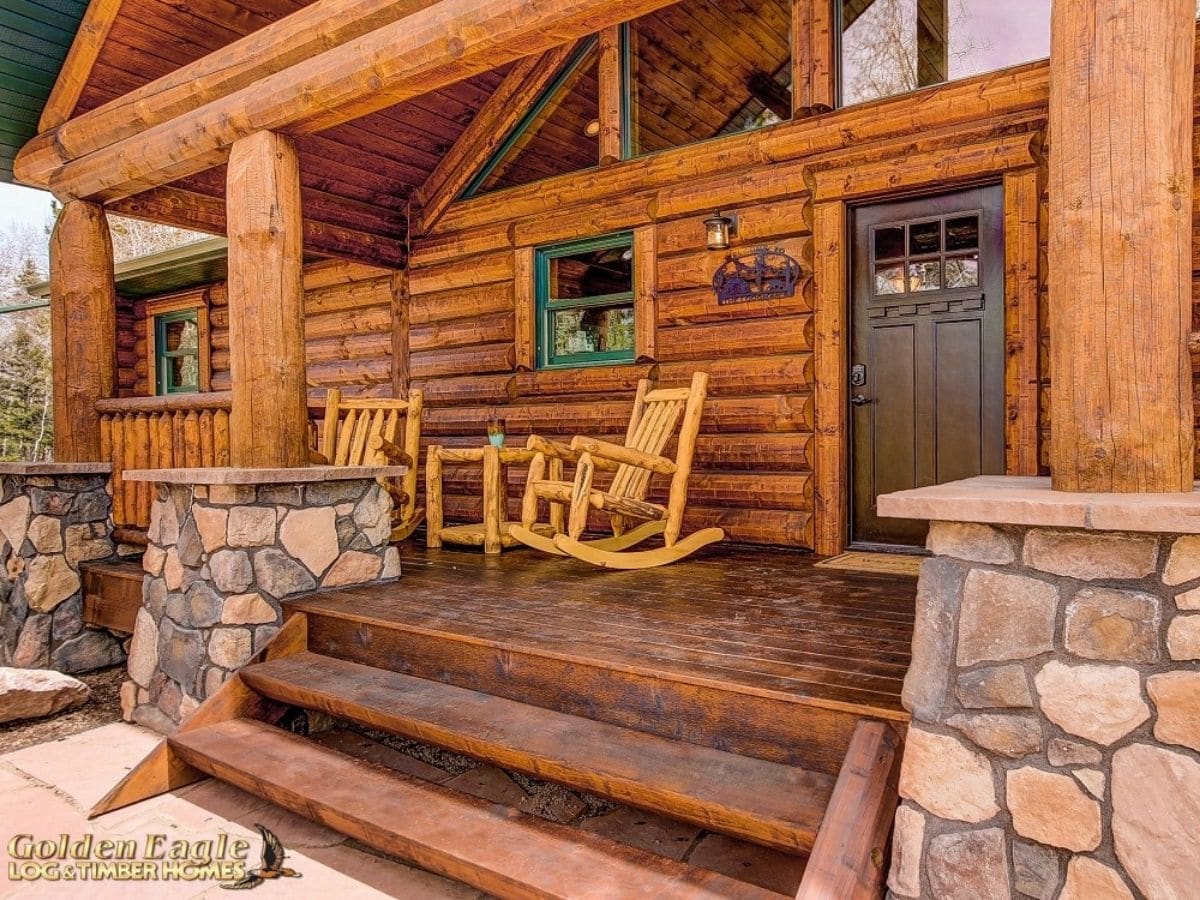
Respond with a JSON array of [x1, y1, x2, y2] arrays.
[[221, 824, 303, 890]]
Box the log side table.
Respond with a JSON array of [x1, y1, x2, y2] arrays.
[[425, 444, 562, 554]]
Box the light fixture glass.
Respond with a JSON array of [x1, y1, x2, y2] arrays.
[[704, 211, 735, 251], [585, 119, 601, 137]]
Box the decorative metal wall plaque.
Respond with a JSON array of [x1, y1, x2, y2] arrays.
[[712, 246, 801, 305]]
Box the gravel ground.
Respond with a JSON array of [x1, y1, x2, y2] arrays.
[[0, 664, 125, 754]]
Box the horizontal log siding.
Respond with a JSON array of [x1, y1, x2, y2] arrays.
[[408, 195, 818, 547]]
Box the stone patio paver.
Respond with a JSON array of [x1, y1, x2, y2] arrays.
[[0, 722, 485, 899]]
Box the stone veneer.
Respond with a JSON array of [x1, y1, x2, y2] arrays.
[[886, 510, 1200, 899], [124, 474, 400, 733], [0, 464, 125, 673]]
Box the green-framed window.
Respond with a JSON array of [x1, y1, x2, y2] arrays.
[[155, 309, 200, 395], [536, 233, 635, 369]]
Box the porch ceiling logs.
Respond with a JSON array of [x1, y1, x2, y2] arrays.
[[226, 132, 309, 469], [413, 41, 584, 236], [1048, 0, 1196, 491], [107, 186, 409, 268], [49, 200, 118, 463], [30, 0, 686, 204], [15, 0, 444, 189]]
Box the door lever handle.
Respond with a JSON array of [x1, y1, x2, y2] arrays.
[[850, 394, 872, 407]]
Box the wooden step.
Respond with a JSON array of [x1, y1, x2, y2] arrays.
[[80, 559, 143, 634], [169, 717, 787, 900], [286, 590, 888, 776], [241, 651, 834, 853]]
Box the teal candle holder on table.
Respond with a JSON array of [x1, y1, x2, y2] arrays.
[[487, 416, 506, 448]]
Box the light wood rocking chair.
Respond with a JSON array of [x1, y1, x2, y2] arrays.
[[509, 372, 724, 569], [311, 388, 424, 542]]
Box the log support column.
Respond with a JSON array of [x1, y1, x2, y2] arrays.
[[49, 200, 117, 462], [226, 130, 309, 469], [1048, 0, 1196, 491]]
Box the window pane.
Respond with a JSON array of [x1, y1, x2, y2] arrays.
[[168, 354, 199, 391], [841, 0, 1051, 107], [874, 226, 906, 260], [909, 220, 941, 256], [908, 261, 941, 292], [875, 263, 906, 295], [945, 215, 980, 252], [945, 254, 979, 288], [164, 318, 198, 352], [474, 43, 600, 194], [549, 245, 633, 299], [628, 0, 792, 156], [551, 305, 635, 358]]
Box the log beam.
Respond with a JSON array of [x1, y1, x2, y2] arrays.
[[792, 0, 835, 116], [38, 0, 125, 132], [37, 0, 683, 204], [49, 201, 117, 462], [597, 25, 624, 164], [226, 133, 309, 468], [413, 41, 583, 235], [1048, 0, 1195, 491]]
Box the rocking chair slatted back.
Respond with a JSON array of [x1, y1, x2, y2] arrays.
[[607, 383, 687, 502], [318, 389, 424, 538]]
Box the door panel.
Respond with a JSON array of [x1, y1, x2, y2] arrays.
[[851, 187, 1005, 548]]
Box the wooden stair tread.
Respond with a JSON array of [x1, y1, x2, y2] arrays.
[[242, 652, 833, 853], [169, 717, 787, 900]]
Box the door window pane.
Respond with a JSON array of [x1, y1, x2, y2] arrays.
[[840, 0, 1051, 107], [874, 226, 906, 260], [908, 261, 941, 292], [945, 215, 980, 251], [909, 220, 942, 255], [945, 254, 980, 288], [875, 263, 906, 295]]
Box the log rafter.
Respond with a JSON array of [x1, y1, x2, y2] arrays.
[[413, 41, 584, 236], [38, 0, 125, 132], [22, 0, 684, 205]]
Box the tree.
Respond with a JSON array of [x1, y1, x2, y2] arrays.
[[0, 312, 53, 461]]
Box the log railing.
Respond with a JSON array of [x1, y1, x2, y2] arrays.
[[97, 392, 233, 530]]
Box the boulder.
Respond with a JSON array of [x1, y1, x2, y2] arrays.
[[0, 667, 90, 723], [51, 630, 124, 674]]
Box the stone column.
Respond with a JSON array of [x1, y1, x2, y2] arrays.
[[121, 467, 402, 732], [880, 478, 1200, 900], [0, 463, 124, 673]]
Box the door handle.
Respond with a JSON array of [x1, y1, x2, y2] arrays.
[[850, 394, 872, 407]]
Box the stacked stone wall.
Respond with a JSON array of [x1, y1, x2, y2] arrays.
[[126, 478, 399, 732], [0, 473, 124, 673], [890, 522, 1200, 899]]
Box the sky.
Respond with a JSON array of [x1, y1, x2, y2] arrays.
[[0, 183, 54, 233]]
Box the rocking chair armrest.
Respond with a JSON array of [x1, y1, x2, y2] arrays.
[[309, 449, 331, 465], [525, 435, 584, 462], [569, 437, 677, 475]]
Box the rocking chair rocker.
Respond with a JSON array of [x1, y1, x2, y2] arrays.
[[509, 372, 724, 569]]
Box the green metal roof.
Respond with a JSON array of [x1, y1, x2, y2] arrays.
[[0, 0, 88, 181], [26, 237, 232, 298]]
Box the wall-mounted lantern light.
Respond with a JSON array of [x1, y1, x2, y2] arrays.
[[704, 211, 737, 251]]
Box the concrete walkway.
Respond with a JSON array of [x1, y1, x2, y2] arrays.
[[0, 722, 484, 899]]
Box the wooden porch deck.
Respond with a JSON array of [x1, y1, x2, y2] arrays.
[[311, 543, 916, 726]]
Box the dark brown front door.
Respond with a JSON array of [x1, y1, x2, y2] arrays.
[[851, 186, 1006, 547]]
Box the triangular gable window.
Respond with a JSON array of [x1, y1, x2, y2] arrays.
[[462, 37, 601, 198]]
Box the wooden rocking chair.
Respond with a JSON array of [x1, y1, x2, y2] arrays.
[[311, 388, 424, 542], [509, 372, 724, 569]]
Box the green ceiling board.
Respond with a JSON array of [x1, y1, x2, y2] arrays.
[[0, 0, 89, 182]]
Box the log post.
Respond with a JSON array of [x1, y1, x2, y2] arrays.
[[49, 200, 117, 462], [1048, 0, 1195, 492], [226, 131, 309, 468]]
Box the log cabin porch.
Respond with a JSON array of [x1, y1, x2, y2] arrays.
[[5, 0, 1200, 896]]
